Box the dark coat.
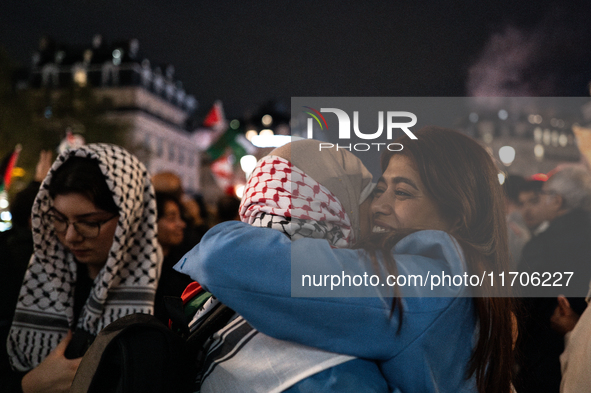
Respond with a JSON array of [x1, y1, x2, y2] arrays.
[[515, 209, 591, 393]]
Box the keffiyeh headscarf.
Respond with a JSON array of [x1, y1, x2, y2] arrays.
[[239, 139, 374, 247], [8, 143, 161, 371]]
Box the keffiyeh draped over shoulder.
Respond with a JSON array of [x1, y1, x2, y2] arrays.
[[8, 143, 161, 371], [239, 139, 374, 248]]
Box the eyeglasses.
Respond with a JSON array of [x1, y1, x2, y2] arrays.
[[42, 212, 118, 239]]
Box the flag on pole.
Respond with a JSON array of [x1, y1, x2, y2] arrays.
[[203, 100, 227, 132], [0, 144, 22, 192], [210, 153, 235, 195]]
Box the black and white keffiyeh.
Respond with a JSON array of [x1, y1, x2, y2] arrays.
[[8, 143, 162, 371]]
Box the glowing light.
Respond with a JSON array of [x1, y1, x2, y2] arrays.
[[260, 129, 274, 137], [534, 144, 544, 160], [83, 49, 93, 63], [483, 133, 493, 144], [0, 198, 8, 209], [11, 167, 25, 177], [73, 69, 87, 87], [112, 49, 122, 66], [543, 129, 551, 145], [230, 119, 240, 129], [529, 114, 543, 124], [235, 184, 245, 199], [0, 222, 11, 232], [499, 146, 516, 166], [245, 130, 258, 141], [498, 173, 506, 185], [262, 114, 273, 126], [498, 109, 508, 120], [0, 211, 11, 221], [533, 127, 542, 143], [251, 135, 291, 148], [551, 131, 559, 146], [469, 113, 479, 123], [558, 134, 568, 147], [240, 155, 257, 175]]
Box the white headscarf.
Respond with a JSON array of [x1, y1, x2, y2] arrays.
[[8, 143, 162, 371]]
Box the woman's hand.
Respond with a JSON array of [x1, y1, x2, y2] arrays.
[[550, 296, 580, 336], [21, 331, 82, 393]]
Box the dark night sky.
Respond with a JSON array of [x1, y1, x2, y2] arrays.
[[2, 0, 591, 118]]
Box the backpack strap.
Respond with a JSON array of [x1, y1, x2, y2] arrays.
[[71, 313, 194, 393]]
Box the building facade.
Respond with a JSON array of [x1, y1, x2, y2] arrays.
[[22, 35, 202, 194]]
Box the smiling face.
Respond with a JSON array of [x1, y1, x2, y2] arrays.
[[53, 192, 118, 279], [371, 155, 451, 233]]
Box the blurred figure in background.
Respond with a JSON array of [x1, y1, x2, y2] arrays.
[[215, 194, 240, 222], [154, 192, 193, 324], [550, 295, 591, 393], [152, 171, 210, 249], [181, 193, 210, 248], [152, 171, 183, 199], [0, 150, 52, 391], [518, 179, 548, 235], [504, 174, 530, 269], [155, 192, 186, 259], [516, 167, 591, 393]]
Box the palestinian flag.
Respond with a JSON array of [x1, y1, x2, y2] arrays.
[[203, 100, 227, 131], [210, 153, 235, 195]]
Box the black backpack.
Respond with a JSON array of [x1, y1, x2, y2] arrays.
[[70, 301, 235, 393]]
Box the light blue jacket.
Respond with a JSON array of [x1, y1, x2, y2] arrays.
[[175, 221, 478, 392]]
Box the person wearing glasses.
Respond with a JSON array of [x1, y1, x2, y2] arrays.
[[6, 144, 161, 393]]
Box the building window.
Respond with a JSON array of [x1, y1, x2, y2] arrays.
[[178, 148, 185, 165], [42, 64, 59, 87], [157, 138, 163, 157], [168, 143, 175, 162], [165, 82, 175, 101], [153, 70, 164, 94], [101, 63, 119, 86], [144, 134, 152, 152]]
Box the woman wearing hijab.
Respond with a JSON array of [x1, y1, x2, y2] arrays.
[[176, 128, 515, 393], [7, 143, 161, 393], [187, 139, 387, 392]]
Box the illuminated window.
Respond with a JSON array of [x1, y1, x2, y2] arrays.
[[73, 68, 87, 87]]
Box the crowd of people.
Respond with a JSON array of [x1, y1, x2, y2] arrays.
[[1, 125, 591, 392]]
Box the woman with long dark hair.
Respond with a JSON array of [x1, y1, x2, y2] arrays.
[[176, 127, 515, 393], [370, 127, 514, 392]]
